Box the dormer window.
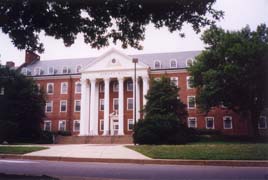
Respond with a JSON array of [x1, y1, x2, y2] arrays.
[[0, 87, 4, 95], [76, 65, 82, 73], [48, 67, 55, 75], [154, 60, 161, 69], [170, 59, 177, 68], [186, 59, 193, 67], [62, 66, 70, 74], [34, 67, 44, 76]]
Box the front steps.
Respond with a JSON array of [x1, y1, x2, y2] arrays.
[[55, 135, 133, 144]]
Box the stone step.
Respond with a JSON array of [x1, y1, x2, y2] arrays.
[[55, 135, 133, 144]]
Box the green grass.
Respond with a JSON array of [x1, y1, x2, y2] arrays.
[[0, 146, 48, 154], [128, 143, 268, 160]]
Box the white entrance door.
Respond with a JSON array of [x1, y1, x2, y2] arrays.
[[111, 119, 119, 135]]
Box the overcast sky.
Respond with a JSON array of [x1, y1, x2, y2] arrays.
[[0, 0, 267, 66]]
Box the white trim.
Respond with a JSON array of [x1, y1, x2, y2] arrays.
[[75, 81, 81, 94], [100, 119, 104, 131], [99, 99, 104, 111], [187, 76, 193, 89], [73, 120, 80, 132], [76, 65, 82, 73], [43, 120, 52, 131], [46, 83, 54, 94], [62, 66, 70, 74], [187, 96, 196, 109], [60, 82, 68, 94], [74, 100, 81, 112], [45, 101, 53, 113], [223, 116, 233, 129], [170, 59, 177, 68], [127, 98, 133, 110], [186, 58, 193, 67], [258, 116, 267, 129], [113, 98, 119, 111], [58, 120, 66, 131], [154, 60, 161, 69], [205, 117, 215, 129], [128, 119, 134, 131], [48, 66, 55, 75], [60, 100, 67, 112], [188, 117, 197, 128]]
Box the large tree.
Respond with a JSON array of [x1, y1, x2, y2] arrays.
[[0, 0, 223, 53], [0, 65, 46, 142], [188, 24, 268, 136]]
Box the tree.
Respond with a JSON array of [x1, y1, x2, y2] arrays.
[[0, 0, 223, 53], [188, 24, 268, 136], [133, 77, 197, 144], [0, 65, 46, 142]]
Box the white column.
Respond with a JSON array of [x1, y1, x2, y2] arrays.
[[142, 76, 149, 107], [118, 77, 124, 135], [89, 78, 97, 135], [79, 79, 89, 136], [94, 81, 99, 136], [132, 77, 136, 124], [103, 78, 110, 135], [136, 77, 141, 121]]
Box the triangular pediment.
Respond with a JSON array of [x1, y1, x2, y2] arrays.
[[82, 48, 148, 73]]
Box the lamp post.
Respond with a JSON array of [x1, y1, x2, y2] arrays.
[[132, 58, 138, 127]]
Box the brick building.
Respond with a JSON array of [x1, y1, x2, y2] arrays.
[[19, 48, 267, 136]]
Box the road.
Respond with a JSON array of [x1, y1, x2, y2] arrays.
[[0, 159, 267, 180]]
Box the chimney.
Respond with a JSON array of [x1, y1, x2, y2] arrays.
[[25, 50, 40, 64], [6, 61, 15, 68]]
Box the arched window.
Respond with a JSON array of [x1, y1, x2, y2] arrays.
[[154, 60, 161, 69], [47, 83, 54, 94], [186, 59, 193, 67], [170, 59, 177, 68], [76, 65, 82, 73]]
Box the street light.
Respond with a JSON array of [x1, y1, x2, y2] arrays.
[[132, 58, 138, 127]]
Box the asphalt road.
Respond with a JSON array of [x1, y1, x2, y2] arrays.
[[0, 159, 267, 180]]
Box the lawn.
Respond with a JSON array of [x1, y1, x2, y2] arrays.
[[0, 146, 48, 154], [128, 143, 268, 160]]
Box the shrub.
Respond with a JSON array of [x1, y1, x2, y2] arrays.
[[37, 131, 54, 144], [57, 131, 71, 136]]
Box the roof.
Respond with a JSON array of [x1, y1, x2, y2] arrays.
[[22, 50, 201, 76]]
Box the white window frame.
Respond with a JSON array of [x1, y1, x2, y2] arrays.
[[127, 98, 134, 110], [0, 87, 4, 95], [223, 116, 233, 129], [128, 119, 134, 131], [45, 101, 53, 113], [187, 76, 193, 89], [74, 100, 81, 112], [75, 81, 81, 94], [100, 119, 104, 131], [258, 116, 267, 129], [60, 100, 67, 112], [61, 82, 68, 94], [113, 98, 119, 111], [188, 117, 197, 128], [34, 67, 41, 76], [76, 65, 82, 73], [113, 81, 119, 92], [99, 99, 104, 111], [170, 77, 178, 87], [187, 96, 196, 109], [127, 80, 133, 91], [170, 59, 177, 68], [48, 66, 54, 75], [58, 120, 66, 131], [154, 60, 161, 69], [44, 120, 52, 131], [205, 117, 215, 129], [186, 58, 193, 67], [62, 66, 70, 74], [73, 120, 80, 132], [99, 82, 104, 93], [47, 83, 54, 94]]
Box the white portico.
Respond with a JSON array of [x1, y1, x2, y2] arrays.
[[79, 49, 149, 136]]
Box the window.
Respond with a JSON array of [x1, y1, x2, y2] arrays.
[[73, 120, 80, 132], [223, 116, 232, 129], [60, 100, 67, 112], [76, 65, 82, 73], [22, 67, 31, 76], [127, 80, 133, 91], [37, 84, 41, 91], [100, 119, 104, 131], [45, 101, 53, 112], [34, 67, 44, 76], [127, 98, 133, 110], [154, 60, 161, 69], [187, 76, 193, 89], [113, 98, 119, 111], [258, 116, 267, 129], [187, 96, 196, 109], [128, 119, 134, 131], [99, 82, 104, 93], [48, 67, 55, 75], [61, 82, 68, 94], [44, 120, 52, 131], [62, 66, 70, 74], [186, 59, 193, 67], [113, 81, 118, 92], [58, 120, 66, 131], [170, 77, 178, 87], [99, 99, 104, 111], [170, 59, 177, 68], [205, 117, 214, 129], [74, 100, 81, 112], [75, 82, 81, 94], [0, 87, 4, 95], [188, 117, 197, 128], [47, 83, 54, 94]]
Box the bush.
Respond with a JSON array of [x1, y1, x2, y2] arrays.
[[195, 129, 221, 135], [0, 121, 18, 143], [57, 131, 71, 136], [36, 131, 54, 144]]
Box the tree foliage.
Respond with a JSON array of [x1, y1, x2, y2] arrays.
[[188, 24, 268, 136], [0, 66, 46, 142], [133, 77, 197, 144], [0, 0, 223, 53]]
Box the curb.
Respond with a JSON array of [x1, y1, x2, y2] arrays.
[[1, 154, 268, 167]]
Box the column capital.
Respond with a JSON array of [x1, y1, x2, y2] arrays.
[[142, 76, 149, 80], [89, 78, 96, 83], [118, 76, 124, 81], [104, 77, 110, 82]]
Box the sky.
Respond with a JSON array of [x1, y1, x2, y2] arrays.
[[0, 0, 267, 66]]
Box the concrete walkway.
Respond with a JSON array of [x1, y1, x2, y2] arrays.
[[25, 144, 150, 159]]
